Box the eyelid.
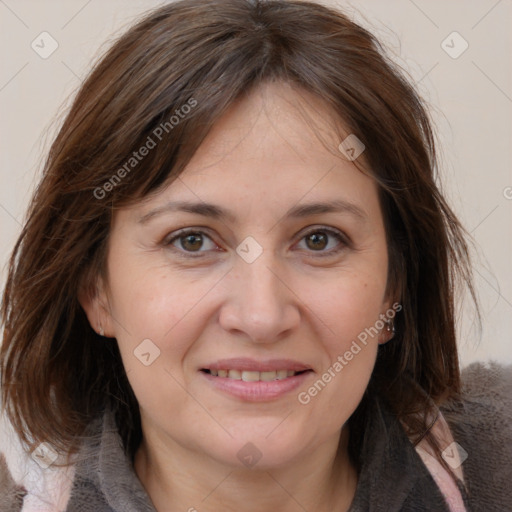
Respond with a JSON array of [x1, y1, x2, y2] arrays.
[[299, 225, 348, 240], [293, 225, 350, 255], [164, 228, 222, 257], [163, 225, 350, 257]]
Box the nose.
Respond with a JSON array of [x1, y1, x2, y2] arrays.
[[218, 252, 301, 344]]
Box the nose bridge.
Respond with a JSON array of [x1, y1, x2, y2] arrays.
[[219, 247, 299, 342], [243, 253, 282, 310]]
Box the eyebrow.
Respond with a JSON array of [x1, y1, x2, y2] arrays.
[[137, 199, 368, 225]]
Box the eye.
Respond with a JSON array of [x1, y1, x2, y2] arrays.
[[165, 229, 219, 255], [295, 227, 348, 256]]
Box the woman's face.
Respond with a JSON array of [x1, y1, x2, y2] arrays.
[[86, 82, 392, 469]]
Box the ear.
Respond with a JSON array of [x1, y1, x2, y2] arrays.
[[377, 298, 400, 345], [78, 275, 115, 338]]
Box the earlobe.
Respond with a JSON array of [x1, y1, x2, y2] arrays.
[[379, 318, 395, 345], [77, 277, 114, 338], [378, 298, 399, 345]]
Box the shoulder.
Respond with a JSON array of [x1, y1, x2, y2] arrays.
[[0, 453, 26, 511], [0, 407, 75, 511], [450, 360, 512, 429], [0, 410, 27, 511], [442, 360, 512, 427], [460, 360, 512, 402], [440, 361, 512, 511]]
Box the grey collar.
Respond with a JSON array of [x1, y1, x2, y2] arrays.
[[66, 396, 464, 512]]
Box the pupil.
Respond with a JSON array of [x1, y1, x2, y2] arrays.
[[307, 232, 327, 250], [182, 234, 202, 251]]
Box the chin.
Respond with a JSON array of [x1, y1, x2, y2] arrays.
[[209, 430, 306, 471]]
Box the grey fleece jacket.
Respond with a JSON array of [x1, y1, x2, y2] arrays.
[[1, 361, 511, 511]]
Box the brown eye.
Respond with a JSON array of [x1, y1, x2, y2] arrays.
[[166, 229, 218, 255], [305, 232, 328, 251], [180, 233, 204, 251], [296, 228, 348, 256]]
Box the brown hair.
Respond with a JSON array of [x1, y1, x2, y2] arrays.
[[1, 0, 475, 479]]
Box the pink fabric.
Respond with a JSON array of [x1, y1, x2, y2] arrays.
[[413, 411, 467, 512]]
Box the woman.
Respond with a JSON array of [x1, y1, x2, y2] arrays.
[[1, 1, 511, 510]]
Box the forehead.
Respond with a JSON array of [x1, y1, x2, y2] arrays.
[[184, 81, 354, 173], [125, 81, 381, 226]]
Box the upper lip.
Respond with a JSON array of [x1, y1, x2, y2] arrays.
[[202, 358, 312, 372]]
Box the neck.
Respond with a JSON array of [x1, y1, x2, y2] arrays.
[[134, 424, 358, 512]]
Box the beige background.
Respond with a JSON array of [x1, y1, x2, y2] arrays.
[[0, 0, 511, 366]]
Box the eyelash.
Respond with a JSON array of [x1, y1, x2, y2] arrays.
[[164, 226, 349, 259]]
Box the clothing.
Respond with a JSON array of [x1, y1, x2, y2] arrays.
[[1, 361, 511, 511]]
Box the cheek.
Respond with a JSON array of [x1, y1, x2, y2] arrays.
[[295, 267, 386, 412], [105, 259, 220, 400], [109, 287, 204, 426], [107, 251, 214, 341], [295, 298, 380, 434], [306, 266, 387, 348]]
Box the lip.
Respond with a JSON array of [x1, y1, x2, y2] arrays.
[[202, 358, 312, 372], [200, 369, 313, 402]]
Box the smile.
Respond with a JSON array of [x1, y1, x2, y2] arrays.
[[202, 369, 307, 381], [200, 368, 313, 401]]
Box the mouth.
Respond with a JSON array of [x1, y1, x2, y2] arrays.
[[200, 368, 312, 381], [199, 359, 314, 402]]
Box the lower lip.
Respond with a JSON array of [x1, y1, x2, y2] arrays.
[[200, 370, 313, 402]]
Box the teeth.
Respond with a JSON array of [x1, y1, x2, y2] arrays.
[[242, 371, 260, 382], [208, 369, 302, 381], [260, 371, 277, 382]]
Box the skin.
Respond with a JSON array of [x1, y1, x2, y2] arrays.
[[81, 81, 394, 512]]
